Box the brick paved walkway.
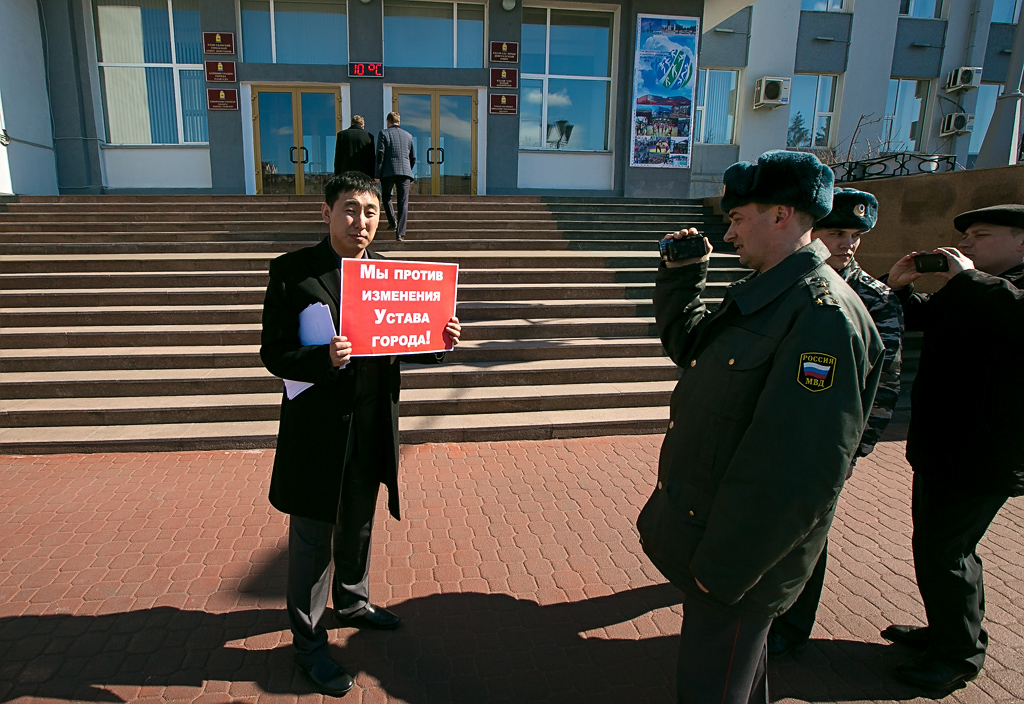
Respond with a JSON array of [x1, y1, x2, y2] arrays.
[[1, 436, 1022, 704]]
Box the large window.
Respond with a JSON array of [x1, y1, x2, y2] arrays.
[[787, 74, 836, 149], [992, 0, 1022, 22], [94, 0, 208, 144], [520, 6, 614, 151], [693, 69, 738, 144], [969, 84, 1004, 160], [240, 0, 347, 64], [899, 0, 942, 18], [884, 79, 930, 152], [801, 0, 844, 11], [383, 1, 484, 68]]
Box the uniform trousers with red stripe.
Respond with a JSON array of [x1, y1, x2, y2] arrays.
[[676, 596, 772, 704]]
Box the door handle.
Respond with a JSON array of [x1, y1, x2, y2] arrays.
[[437, 147, 444, 164], [426, 147, 435, 164], [289, 146, 298, 163], [300, 146, 309, 164]]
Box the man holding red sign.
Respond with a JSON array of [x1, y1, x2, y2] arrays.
[[260, 171, 460, 697]]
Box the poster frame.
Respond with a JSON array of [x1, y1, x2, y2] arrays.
[[629, 13, 700, 170]]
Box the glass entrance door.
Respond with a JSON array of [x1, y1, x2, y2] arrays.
[[252, 86, 342, 195], [392, 89, 477, 195]]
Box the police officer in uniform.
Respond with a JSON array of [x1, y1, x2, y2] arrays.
[[768, 187, 904, 658], [637, 151, 884, 703], [881, 204, 1024, 691]]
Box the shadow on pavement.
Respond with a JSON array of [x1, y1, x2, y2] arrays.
[[769, 638, 929, 702], [0, 585, 929, 703]]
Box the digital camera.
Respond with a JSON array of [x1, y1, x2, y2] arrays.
[[659, 234, 707, 263], [914, 253, 950, 273]]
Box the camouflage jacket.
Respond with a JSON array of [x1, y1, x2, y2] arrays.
[[839, 259, 903, 457]]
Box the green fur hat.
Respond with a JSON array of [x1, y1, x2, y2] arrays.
[[720, 150, 834, 220], [814, 188, 878, 232]]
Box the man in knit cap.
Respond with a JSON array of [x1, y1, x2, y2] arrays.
[[768, 187, 904, 658], [638, 150, 884, 703]]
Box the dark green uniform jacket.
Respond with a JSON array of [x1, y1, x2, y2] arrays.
[[637, 240, 884, 619], [260, 238, 443, 524]]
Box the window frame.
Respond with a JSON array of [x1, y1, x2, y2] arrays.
[[883, 77, 932, 153], [990, 0, 1022, 23], [787, 73, 838, 150], [237, 0, 351, 65], [519, 2, 619, 153], [899, 0, 944, 19], [800, 0, 845, 12], [693, 68, 739, 145], [94, 0, 208, 145], [380, 0, 488, 69]]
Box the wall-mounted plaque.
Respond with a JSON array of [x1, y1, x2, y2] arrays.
[[204, 60, 236, 82], [489, 67, 519, 89], [207, 88, 239, 110], [203, 32, 235, 55], [489, 94, 518, 115], [490, 41, 519, 63]]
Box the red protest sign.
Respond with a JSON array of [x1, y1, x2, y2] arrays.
[[340, 258, 459, 356]]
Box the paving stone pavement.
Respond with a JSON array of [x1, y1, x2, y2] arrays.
[[1, 435, 1023, 704]]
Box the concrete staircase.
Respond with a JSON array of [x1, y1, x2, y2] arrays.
[[0, 194, 742, 454]]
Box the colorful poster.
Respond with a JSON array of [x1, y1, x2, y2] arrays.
[[340, 258, 459, 356], [630, 14, 699, 169]]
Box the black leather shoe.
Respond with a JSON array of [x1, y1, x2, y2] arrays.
[[335, 603, 402, 630], [396, 235, 404, 241], [384, 223, 396, 230], [295, 655, 355, 696], [881, 624, 930, 649], [895, 653, 978, 691], [767, 630, 807, 659]]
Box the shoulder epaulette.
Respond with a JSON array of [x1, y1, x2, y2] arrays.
[[805, 275, 839, 307]]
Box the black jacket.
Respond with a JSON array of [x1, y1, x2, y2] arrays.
[[260, 238, 442, 523], [897, 264, 1024, 496], [333, 127, 375, 177]]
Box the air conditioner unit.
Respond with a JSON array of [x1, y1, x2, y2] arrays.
[[945, 66, 983, 92], [940, 112, 974, 137], [753, 77, 791, 109]]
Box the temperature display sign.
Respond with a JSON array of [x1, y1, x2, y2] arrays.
[[348, 62, 384, 78]]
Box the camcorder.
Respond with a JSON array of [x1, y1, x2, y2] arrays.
[[659, 233, 707, 263], [914, 253, 950, 273]]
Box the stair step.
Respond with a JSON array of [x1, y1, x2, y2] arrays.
[[0, 405, 670, 454]]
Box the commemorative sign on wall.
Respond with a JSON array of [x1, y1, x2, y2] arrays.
[[490, 41, 519, 63], [203, 32, 234, 55], [489, 68, 519, 90], [204, 61, 236, 82], [489, 94, 518, 115], [206, 88, 239, 110], [629, 14, 700, 169]]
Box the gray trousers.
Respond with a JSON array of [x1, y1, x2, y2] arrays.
[[287, 434, 381, 662], [381, 175, 412, 237], [677, 597, 771, 704]]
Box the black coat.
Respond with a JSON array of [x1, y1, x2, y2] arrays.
[[897, 264, 1024, 496], [260, 237, 442, 523], [333, 127, 375, 177]]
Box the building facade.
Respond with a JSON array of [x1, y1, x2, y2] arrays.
[[0, 0, 1020, 197]]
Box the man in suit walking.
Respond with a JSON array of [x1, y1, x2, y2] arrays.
[[333, 115, 375, 178], [260, 171, 461, 697], [376, 111, 416, 241]]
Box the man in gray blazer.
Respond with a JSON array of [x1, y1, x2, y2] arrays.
[[376, 112, 416, 241]]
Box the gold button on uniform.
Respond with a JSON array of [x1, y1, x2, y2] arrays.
[[688, 510, 695, 516], [669, 420, 675, 429], [658, 481, 663, 490], [728, 358, 735, 365], [690, 359, 696, 367]]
